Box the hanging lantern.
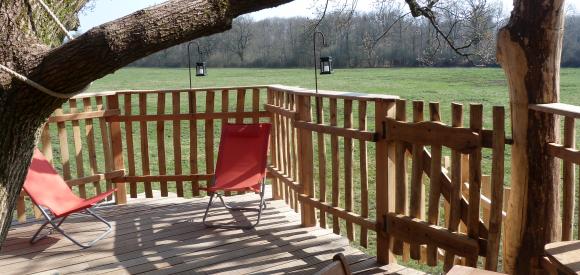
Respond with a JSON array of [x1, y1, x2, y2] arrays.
[[196, 62, 207, 76], [319, 56, 333, 75]]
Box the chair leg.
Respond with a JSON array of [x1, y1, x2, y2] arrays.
[[202, 193, 216, 227], [30, 207, 112, 249], [203, 181, 267, 229]]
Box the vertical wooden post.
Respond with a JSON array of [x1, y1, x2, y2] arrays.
[[344, 99, 354, 241], [562, 116, 575, 241], [267, 88, 281, 200], [466, 104, 483, 267], [172, 92, 184, 197], [107, 93, 127, 205], [156, 93, 168, 197], [296, 94, 315, 227], [316, 96, 328, 229], [393, 99, 407, 255], [375, 99, 395, 264], [485, 106, 505, 271], [444, 103, 464, 271], [410, 100, 424, 260], [427, 102, 442, 267], [330, 98, 340, 234], [359, 100, 369, 247]]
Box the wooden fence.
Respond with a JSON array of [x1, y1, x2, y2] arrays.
[[14, 84, 516, 272]]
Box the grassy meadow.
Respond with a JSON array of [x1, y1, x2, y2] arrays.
[[61, 67, 580, 272]]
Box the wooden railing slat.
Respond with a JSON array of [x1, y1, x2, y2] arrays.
[[156, 93, 168, 197], [443, 102, 464, 271], [83, 97, 101, 194], [96, 96, 114, 199], [172, 92, 184, 197], [205, 90, 215, 179], [427, 102, 442, 266], [124, 94, 137, 198], [485, 106, 505, 271], [344, 99, 355, 241], [562, 117, 575, 241], [359, 100, 369, 248], [189, 91, 199, 196], [315, 97, 328, 229], [139, 93, 153, 198], [330, 98, 340, 235], [69, 99, 87, 198], [409, 100, 425, 260], [466, 104, 483, 267]]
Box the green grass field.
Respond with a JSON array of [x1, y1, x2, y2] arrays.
[[83, 67, 579, 272]]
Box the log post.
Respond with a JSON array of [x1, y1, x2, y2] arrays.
[[375, 99, 396, 264], [106, 93, 127, 205], [497, 0, 565, 273], [296, 94, 315, 227]]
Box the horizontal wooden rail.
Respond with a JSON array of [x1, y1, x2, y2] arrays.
[[107, 111, 270, 122], [298, 194, 377, 231], [268, 166, 300, 192], [66, 170, 125, 187], [264, 104, 297, 119], [529, 103, 580, 118], [116, 174, 214, 183], [112, 86, 269, 95], [48, 109, 120, 123], [386, 213, 480, 259], [294, 120, 378, 141], [547, 143, 580, 164], [268, 85, 400, 101], [386, 118, 481, 153]]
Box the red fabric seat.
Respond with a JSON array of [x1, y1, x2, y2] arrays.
[[202, 123, 271, 229], [24, 149, 116, 218], [23, 148, 117, 248], [205, 123, 271, 193]]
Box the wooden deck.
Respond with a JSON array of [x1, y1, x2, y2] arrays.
[[0, 188, 424, 274]]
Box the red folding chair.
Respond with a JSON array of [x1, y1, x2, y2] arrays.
[[23, 148, 117, 248], [202, 123, 271, 229]]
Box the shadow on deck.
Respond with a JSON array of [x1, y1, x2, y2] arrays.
[[0, 188, 423, 274]]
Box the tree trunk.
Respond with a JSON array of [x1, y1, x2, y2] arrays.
[[0, 0, 292, 248], [497, 0, 565, 273]]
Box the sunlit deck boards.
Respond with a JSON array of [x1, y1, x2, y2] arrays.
[[0, 189, 422, 275]]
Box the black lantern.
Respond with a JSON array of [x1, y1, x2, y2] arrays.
[[313, 31, 333, 93], [319, 56, 333, 75], [196, 62, 207, 77], [187, 41, 206, 89]]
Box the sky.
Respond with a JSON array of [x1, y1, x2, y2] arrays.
[[77, 0, 580, 32]]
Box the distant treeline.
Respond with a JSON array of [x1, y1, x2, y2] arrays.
[[130, 8, 580, 68]]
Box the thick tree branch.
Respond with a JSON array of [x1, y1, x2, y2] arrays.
[[23, 0, 292, 96]]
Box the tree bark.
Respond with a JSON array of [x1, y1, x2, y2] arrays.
[[0, 0, 292, 248], [497, 0, 565, 273]]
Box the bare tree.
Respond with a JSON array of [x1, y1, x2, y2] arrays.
[[228, 15, 254, 64]]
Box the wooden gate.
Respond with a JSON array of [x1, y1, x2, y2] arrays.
[[383, 100, 506, 272]]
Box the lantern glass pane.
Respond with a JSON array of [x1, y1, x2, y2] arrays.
[[196, 62, 206, 76], [319, 56, 332, 75]]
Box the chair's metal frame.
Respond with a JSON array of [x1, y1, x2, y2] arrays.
[[30, 205, 112, 249], [202, 177, 267, 229]]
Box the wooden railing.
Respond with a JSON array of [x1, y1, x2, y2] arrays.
[[530, 103, 580, 241], [14, 84, 513, 272], [266, 86, 510, 272]]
